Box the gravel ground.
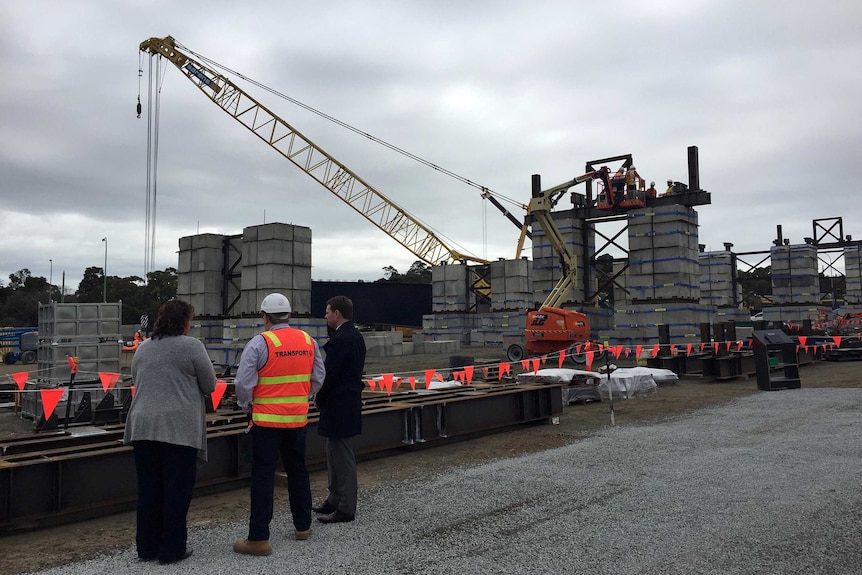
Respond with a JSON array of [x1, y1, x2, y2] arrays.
[[22, 387, 862, 575]]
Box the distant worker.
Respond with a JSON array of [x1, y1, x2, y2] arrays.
[[646, 181, 657, 199], [625, 165, 641, 194], [233, 293, 325, 556], [611, 166, 627, 205], [313, 296, 367, 524], [664, 179, 675, 196]]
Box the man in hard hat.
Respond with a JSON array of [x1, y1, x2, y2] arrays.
[[313, 295, 366, 524], [233, 293, 325, 556]]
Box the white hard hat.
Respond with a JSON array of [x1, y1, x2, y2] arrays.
[[260, 293, 292, 314]]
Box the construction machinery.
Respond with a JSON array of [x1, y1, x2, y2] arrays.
[[2, 330, 38, 364], [139, 36, 489, 269], [506, 170, 617, 361], [831, 312, 862, 336]]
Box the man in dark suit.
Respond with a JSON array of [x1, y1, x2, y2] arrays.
[[313, 295, 366, 523]]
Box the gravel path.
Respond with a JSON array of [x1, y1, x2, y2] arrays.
[[26, 388, 862, 575]]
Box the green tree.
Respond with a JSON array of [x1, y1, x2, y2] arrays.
[[377, 261, 432, 284], [76, 266, 105, 302]]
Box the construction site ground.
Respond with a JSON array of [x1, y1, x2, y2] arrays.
[[1, 349, 860, 574]]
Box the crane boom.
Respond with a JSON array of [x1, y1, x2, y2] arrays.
[[140, 35, 488, 266]]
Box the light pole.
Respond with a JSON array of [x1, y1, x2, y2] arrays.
[[102, 237, 108, 303], [49, 259, 53, 303]]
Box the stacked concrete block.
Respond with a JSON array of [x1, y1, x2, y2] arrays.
[[530, 210, 594, 307], [606, 301, 713, 348], [178, 233, 226, 317], [845, 246, 862, 305], [189, 316, 328, 371], [612, 260, 630, 307], [431, 263, 471, 312], [762, 305, 827, 325], [36, 302, 123, 383], [241, 223, 312, 315], [770, 244, 819, 305], [699, 250, 736, 307], [626, 207, 700, 301], [420, 312, 474, 343], [469, 311, 527, 347], [489, 258, 532, 311], [583, 305, 615, 335], [364, 330, 405, 358]]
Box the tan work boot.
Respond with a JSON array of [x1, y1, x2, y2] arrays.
[[295, 528, 312, 541], [233, 538, 272, 556]]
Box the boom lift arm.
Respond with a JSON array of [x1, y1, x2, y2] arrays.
[[528, 167, 611, 309], [139, 36, 488, 266]]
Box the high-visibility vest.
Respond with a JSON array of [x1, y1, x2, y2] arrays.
[[252, 328, 314, 428]]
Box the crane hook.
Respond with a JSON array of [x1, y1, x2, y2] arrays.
[[136, 95, 142, 119]]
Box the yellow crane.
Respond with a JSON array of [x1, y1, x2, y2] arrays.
[[139, 35, 489, 267]]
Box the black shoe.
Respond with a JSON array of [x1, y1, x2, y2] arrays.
[[312, 501, 337, 514], [137, 555, 156, 562], [317, 510, 355, 524], [158, 549, 193, 565]]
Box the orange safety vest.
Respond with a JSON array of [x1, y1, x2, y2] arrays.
[[252, 328, 314, 428]]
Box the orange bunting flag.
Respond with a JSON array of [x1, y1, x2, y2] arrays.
[[381, 373, 394, 395], [520, 359, 530, 371], [624, 347, 632, 357], [576, 344, 584, 354], [541, 355, 548, 366], [366, 379, 377, 392], [130, 385, 135, 398], [700, 342, 706, 352], [651, 344, 660, 358], [713, 342, 719, 355], [724, 341, 731, 351], [99, 372, 121, 392], [40, 387, 65, 420], [12, 372, 28, 390], [798, 336, 808, 347], [498, 362, 511, 380], [584, 341, 591, 351], [408, 376, 416, 390], [558, 348, 566, 368], [586, 351, 595, 371], [66, 356, 79, 374], [531, 358, 540, 374], [832, 336, 842, 348], [464, 365, 474, 386], [635, 345, 643, 359], [686, 343, 693, 356], [736, 340, 743, 351], [613, 345, 623, 359], [424, 369, 436, 390], [211, 380, 228, 411], [452, 371, 463, 383], [669, 344, 676, 356], [482, 367, 489, 379]]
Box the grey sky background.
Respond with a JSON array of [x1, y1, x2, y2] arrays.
[[2, 1, 860, 292]]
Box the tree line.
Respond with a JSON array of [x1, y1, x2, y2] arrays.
[[0, 267, 178, 327]]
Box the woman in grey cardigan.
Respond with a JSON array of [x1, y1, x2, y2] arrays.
[[123, 299, 216, 564]]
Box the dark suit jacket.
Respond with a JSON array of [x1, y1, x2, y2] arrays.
[[316, 321, 366, 437]]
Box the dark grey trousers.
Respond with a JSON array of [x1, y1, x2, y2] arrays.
[[325, 436, 357, 515]]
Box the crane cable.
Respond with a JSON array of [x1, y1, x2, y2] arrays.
[[139, 52, 168, 279], [175, 41, 527, 213]]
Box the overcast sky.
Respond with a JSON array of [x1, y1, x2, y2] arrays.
[[2, 1, 860, 293]]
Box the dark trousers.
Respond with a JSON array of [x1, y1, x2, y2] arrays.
[[132, 441, 197, 562], [325, 436, 357, 515], [249, 425, 312, 540]]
